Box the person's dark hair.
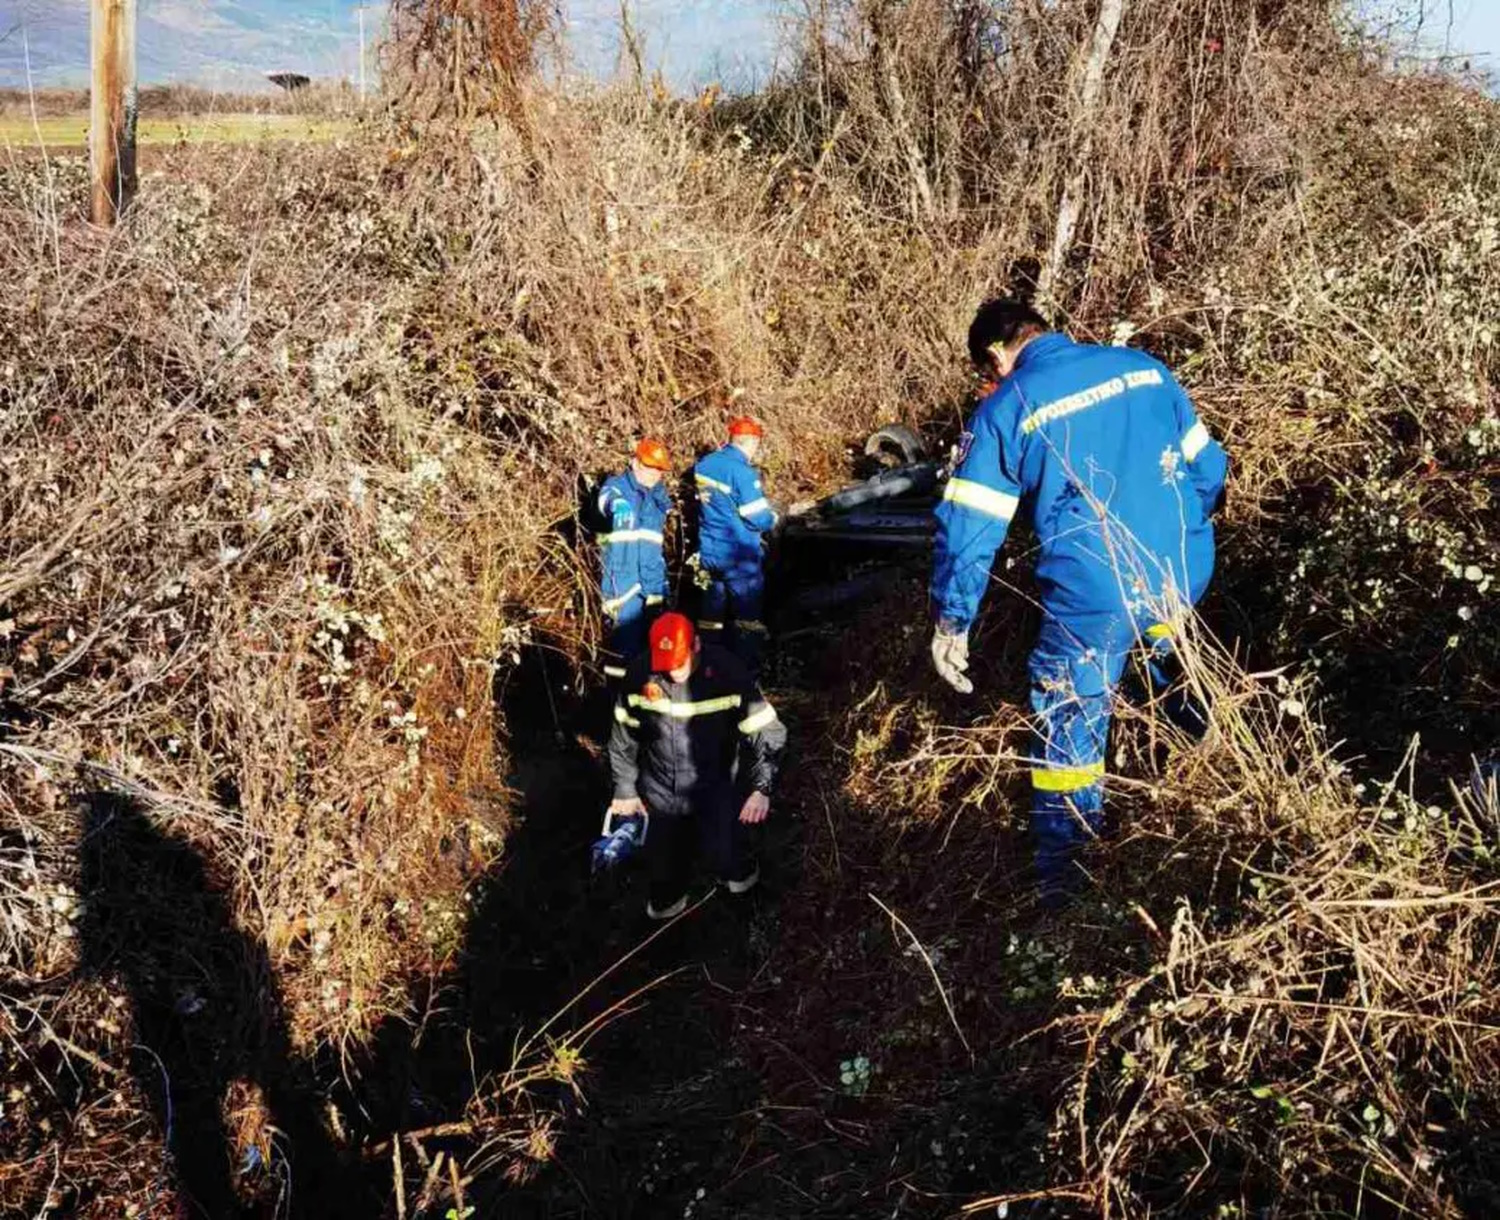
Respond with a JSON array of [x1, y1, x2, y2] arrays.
[[967, 298, 1049, 368]]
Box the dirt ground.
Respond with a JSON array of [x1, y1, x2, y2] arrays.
[[325, 563, 1108, 1219]]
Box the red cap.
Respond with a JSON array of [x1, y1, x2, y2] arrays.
[[728, 415, 764, 440], [634, 437, 671, 471], [648, 611, 695, 672]]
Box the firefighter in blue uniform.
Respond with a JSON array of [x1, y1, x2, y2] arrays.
[[692, 415, 778, 671], [598, 438, 673, 681], [929, 299, 1229, 901]]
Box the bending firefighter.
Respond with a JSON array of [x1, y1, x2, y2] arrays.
[[608, 612, 787, 919], [692, 415, 777, 671], [598, 438, 673, 681], [930, 299, 1229, 901]]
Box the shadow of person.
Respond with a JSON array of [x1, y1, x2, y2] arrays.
[[77, 791, 356, 1219]]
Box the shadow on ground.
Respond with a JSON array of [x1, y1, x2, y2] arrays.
[[337, 564, 1077, 1219], [77, 791, 353, 1219]]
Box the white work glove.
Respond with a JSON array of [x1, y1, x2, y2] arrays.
[[931, 627, 973, 694]]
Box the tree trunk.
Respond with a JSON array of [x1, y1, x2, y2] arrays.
[[1037, 0, 1128, 313], [864, 0, 936, 223]]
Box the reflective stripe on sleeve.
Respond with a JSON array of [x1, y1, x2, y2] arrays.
[[738, 704, 778, 734], [614, 703, 640, 727], [738, 619, 769, 635], [645, 594, 664, 606], [626, 693, 743, 718], [697, 619, 725, 631], [942, 477, 1019, 522], [1030, 761, 1106, 793], [1181, 421, 1211, 462], [599, 529, 666, 546], [738, 497, 771, 518], [695, 473, 733, 493], [602, 582, 643, 614]]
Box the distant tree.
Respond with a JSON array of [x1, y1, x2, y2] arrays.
[[386, 0, 559, 121]]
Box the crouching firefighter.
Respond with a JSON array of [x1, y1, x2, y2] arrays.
[[929, 299, 1229, 903], [598, 438, 673, 683], [692, 415, 777, 672], [607, 611, 787, 919]]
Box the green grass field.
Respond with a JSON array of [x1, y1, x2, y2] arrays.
[[0, 112, 349, 148]]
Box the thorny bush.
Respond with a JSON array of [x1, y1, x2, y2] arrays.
[[2, 0, 1499, 1214]]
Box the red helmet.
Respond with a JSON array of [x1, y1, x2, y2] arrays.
[[727, 415, 764, 440], [648, 612, 695, 672], [634, 437, 672, 471]]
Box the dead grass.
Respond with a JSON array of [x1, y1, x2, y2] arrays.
[[1, 0, 1498, 1213], [0, 113, 352, 148]]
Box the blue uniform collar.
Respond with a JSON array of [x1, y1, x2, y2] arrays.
[[1013, 332, 1073, 371]]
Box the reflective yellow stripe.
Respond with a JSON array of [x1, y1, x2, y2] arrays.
[[1031, 762, 1106, 793], [1145, 623, 1173, 641], [626, 693, 743, 718], [603, 664, 628, 678], [695, 473, 732, 493], [602, 582, 643, 614], [645, 594, 664, 606], [614, 703, 640, 726], [599, 529, 665, 546], [738, 619, 769, 635], [942, 478, 1019, 522], [1181, 421, 1211, 462], [738, 704, 778, 734], [697, 619, 725, 631], [738, 497, 771, 518]]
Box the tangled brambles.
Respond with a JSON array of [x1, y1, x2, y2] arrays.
[[2, 0, 1499, 1214]]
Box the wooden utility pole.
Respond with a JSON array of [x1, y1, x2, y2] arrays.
[[90, 0, 138, 226]]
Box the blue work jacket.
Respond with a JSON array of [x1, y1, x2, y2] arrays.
[[932, 333, 1229, 632], [693, 443, 777, 576], [597, 469, 670, 616]]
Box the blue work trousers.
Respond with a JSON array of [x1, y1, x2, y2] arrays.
[[603, 591, 663, 681], [698, 569, 767, 673], [1029, 611, 1207, 900]]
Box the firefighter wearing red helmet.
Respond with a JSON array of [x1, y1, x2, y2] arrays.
[[608, 612, 787, 919], [597, 438, 673, 682]]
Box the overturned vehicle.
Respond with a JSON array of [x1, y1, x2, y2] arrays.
[[769, 424, 946, 624]]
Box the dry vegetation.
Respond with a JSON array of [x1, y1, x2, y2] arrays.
[[2, 0, 1499, 1215], [0, 82, 367, 119]]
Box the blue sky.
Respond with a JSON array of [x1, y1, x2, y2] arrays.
[[0, 1, 1494, 92]]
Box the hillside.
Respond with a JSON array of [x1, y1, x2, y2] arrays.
[[3, 1, 1500, 1216]]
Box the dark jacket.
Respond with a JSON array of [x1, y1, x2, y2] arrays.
[[609, 644, 786, 817]]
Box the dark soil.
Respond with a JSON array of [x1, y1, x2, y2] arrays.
[[335, 569, 1082, 1219]]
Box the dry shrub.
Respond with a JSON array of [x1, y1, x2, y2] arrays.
[[0, 70, 1013, 1214], [1062, 633, 1499, 1216], [768, 0, 1349, 298], [1, 0, 1498, 1212], [386, 0, 561, 121], [839, 603, 1500, 1215]]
